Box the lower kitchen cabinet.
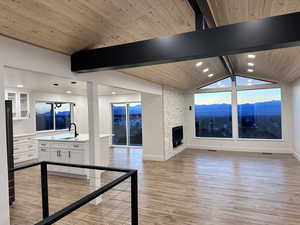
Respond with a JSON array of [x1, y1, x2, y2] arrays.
[[38, 140, 89, 176]]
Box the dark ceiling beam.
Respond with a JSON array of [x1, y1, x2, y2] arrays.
[[195, 0, 216, 27], [71, 12, 300, 73], [188, 0, 234, 75], [187, 0, 206, 30]]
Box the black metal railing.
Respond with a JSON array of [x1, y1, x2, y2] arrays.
[[10, 161, 138, 225]]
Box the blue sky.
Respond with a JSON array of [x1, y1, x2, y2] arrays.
[[195, 88, 281, 105]]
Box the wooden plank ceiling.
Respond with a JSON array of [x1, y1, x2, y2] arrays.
[[0, 0, 226, 90], [1, 0, 300, 89], [208, 0, 300, 83]]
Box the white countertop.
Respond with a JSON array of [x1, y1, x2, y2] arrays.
[[34, 133, 114, 142]]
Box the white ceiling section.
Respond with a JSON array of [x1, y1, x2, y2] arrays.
[[3, 67, 137, 96]]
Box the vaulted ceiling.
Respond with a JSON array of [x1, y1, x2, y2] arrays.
[[208, 0, 300, 83], [1, 0, 300, 89]]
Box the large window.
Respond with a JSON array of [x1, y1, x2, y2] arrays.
[[36, 102, 73, 131], [237, 88, 282, 139], [194, 76, 282, 139], [195, 92, 232, 138], [112, 103, 142, 146]]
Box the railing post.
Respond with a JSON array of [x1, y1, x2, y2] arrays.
[[41, 162, 49, 219], [131, 171, 138, 225]]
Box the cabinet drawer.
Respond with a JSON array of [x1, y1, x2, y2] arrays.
[[14, 143, 35, 154], [50, 142, 71, 149], [39, 141, 49, 148], [14, 135, 34, 143], [72, 142, 85, 150], [40, 147, 48, 152], [14, 150, 36, 162], [25, 150, 36, 159]]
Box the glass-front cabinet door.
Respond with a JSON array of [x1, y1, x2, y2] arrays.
[[5, 91, 18, 119], [19, 92, 29, 119], [5, 90, 30, 120]]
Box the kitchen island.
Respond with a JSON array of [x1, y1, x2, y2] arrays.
[[35, 133, 113, 177]]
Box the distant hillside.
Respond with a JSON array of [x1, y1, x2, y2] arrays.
[[113, 104, 142, 115], [195, 100, 281, 117]]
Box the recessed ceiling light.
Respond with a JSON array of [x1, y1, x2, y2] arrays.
[[196, 62, 203, 67], [203, 68, 209, 73], [248, 62, 255, 66], [17, 84, 24, 88], [248, 69, 254, 72], [66, 90, 72, 94], [208, 73, 214, 78], [248, 54, 256, 59], [112, 91, 116, 95]]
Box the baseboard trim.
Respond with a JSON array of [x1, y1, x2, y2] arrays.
[[293, 151, 300, 161], [186, 144, 293, 154], [165, 145, 186, 160], [143, 154, 165, 161]]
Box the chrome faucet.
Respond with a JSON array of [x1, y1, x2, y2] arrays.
[[69, 122, 79, 137]]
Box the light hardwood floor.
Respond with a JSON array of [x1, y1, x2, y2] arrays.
[[10, 148, 300, 225]]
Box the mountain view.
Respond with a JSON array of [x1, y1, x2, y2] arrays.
[[195, 100, 282, 139]]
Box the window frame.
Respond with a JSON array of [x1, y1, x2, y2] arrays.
[[193, 76, 284, 141], [35, 101, 74, 132], [111, 102, 143, 147]]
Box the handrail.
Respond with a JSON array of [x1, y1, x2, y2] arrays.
[[10, 161, 138, 225]]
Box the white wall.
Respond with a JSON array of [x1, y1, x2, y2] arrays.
[[0, 69, 10, 225], [163, 86, 186, 160], [185, 83, 293, 153], [141, 93, 165, 160], [12, 91, 88, 136], [292, 78, 300, 160], [78, 71, 162, 96], [99, 94, 141, 134]]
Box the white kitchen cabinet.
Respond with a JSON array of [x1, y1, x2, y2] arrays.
[[68, 150, 85, 175], [6, 91, 17, 119], [49, 150, 69, 173], [14, 133, 37, 164], [37, 140, 89, 177], [19, 92, 30, 119], [5, 89, 30, 120]]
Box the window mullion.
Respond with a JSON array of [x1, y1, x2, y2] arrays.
[[231, 80, 239, 139], [53, 103, 56, 130]]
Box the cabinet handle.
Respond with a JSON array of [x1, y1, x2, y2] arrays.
[[69, 151, 71, 158]]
